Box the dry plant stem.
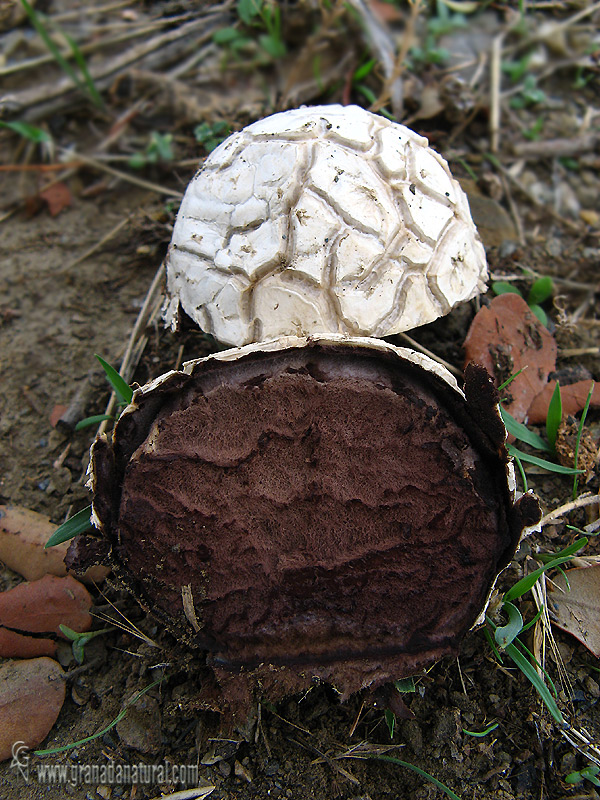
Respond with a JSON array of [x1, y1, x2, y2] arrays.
[[489, 33, 504, 154], [373, 0, 423, 118], [51, 0, 136, 23], [396, 332, 462, 378], [97, 262, 166, 437], [62, 215, 131, 272], [157, 788, 215, 800], [61, 150, 183, 199], [489, 272, 597, 293], [0, 14, 195, 78], [559, 347, 600, 358], [344, 0, 403, 118], [493, 160, 583, 234], [511, 134, 600, 160], [540, 493, 599, 528], [3, 9, 232, 121], [498, 171, 526, 246], [502, 0, 600, 59], [561, 725, 600, 771]]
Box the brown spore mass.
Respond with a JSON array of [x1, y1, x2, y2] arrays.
[[97, 343, 523, 695]]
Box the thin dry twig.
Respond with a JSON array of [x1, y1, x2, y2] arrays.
[[2, 8, 232, 121], [345, 0, 404, 118], [397, 332, 462, 378], [511, 134, 600, 161], [540, 493, 600, 528], [489, 32, 504, 154], [61, 149, 183, 198], [97, 262, 166, 436], [373, 0, 423, 119]]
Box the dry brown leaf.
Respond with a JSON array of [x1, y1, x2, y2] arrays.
[[0, 627, 56, 659], [463, 293, 556, 423], [0, 575, 92, 636], [38, 182, 72, 216], [528, 379, 600, 425], [0, 658, 65, 761], [550, 564, 600, 658], [0, 504, 109, 583]]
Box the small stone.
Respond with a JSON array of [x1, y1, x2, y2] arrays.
[[218, 760, 232, 778], [116, 692, 162, 754], [235, 760, 253, 782], [585, 676, 600, 698]]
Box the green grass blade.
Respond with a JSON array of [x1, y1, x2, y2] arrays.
[[503, 556, 575, 602], [500, 407, 552, 452], [384, 708, 395, 739], [546, 382, 562, 450], [537, 537, 587, 564], [573, 381, 595, 499], [483, 623, 503, 663], [511, 449, 528, 492], [75, 414, 113, 430], [463, 723, 499, 737], [495, 601, 523, 648], [45, 505, 92, 548], [95, 354, 134, 406], [506, 444, 583, 475], [64, 31, 104, 108], [497, 367, 526, 392], [0, 120, 51, 142], [505, 642, 564, 724], [519, 605, 544, 634], [20, 0, 86, 96], [34, 678, 164, 755], [371, 756, 462, 800]]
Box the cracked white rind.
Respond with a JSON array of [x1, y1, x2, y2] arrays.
[[164, 105, 488, 346]]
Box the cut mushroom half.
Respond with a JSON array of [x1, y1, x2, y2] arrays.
[[163, 105, 488, 347], [74, 335, 540, 713]]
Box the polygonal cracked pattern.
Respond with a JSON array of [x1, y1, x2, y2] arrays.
[[164, 105, 488, 346]]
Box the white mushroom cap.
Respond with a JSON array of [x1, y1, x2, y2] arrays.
[[164, 104, 488, 347]]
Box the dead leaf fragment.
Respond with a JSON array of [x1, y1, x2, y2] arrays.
[[463, 293, 556, 422], [0, 504, 109, 583], [550, 564, 600, 658], [0, 658, 66, 761], [528, 380, 600, 425], [38, 182, 72, 216], [0, 575, 92, 636], [0, 627, 56, 659]]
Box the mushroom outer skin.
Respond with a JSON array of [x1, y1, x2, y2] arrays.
[[77, 335, 540, 717], [163, 105, 488, 346]]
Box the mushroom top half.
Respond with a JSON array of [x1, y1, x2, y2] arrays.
[[163, 105, 488, 346], [82, 335, 540, 707]]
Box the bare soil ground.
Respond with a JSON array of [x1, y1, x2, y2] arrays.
[[0, 2, 599, 799]]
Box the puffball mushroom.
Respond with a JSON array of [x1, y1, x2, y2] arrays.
[[73, 106, 538, 715], [80, 336, 540, 711], [163, 104, 487, 345]]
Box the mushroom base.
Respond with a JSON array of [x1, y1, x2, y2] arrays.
[[82, 339, 540, 709]]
